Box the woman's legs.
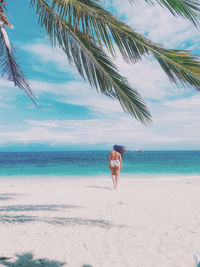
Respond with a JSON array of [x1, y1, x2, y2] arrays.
[[110, 167, 120, 189], [114, 167, 120, 189], [110, 167, 116, 189]]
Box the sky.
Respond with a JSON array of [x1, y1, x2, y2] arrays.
[[0, 0, 200, 151]]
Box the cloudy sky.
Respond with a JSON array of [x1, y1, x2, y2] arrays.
[[1, 0, 200, 151]]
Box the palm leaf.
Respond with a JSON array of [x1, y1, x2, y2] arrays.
[[43, 0, 200, 90], [30, 0, 151, 123], [49, 0, 148, 61], [152, 47, 200, 90], [0, 2, 37, 105], [0, 27, 37, 105], [129, 0, 200, 27]]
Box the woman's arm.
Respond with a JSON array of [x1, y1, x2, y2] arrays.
[[108, 153, 112, 168], [120, 154, 122, 170]]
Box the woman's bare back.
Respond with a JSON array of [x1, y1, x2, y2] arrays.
[[110, 150, 121, 160]]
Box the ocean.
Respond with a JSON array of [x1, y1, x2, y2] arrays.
[[0, 151, 199, 178]]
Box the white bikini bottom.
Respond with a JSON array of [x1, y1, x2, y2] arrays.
[[110, 160, 120, 168]]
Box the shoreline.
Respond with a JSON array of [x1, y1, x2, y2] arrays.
[[0, 173, 199, 182]]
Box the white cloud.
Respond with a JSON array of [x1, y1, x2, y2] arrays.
[[24, 76, 200, 149], [0, 76, 200, 148], [30, 80, 124, 115], [165, 94, 200, 108], [114, 56, 184, 100], [0, 80, 22, 108], [111, 0, 200, 49], [26, 120, 60, 128], [0, 111, 200, 149], [23, 42, 79, 75]]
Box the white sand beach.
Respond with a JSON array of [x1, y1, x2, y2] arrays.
[[0, 176, 200, 267]]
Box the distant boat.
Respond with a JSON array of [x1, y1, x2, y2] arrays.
[[134, 149, 144, 152]]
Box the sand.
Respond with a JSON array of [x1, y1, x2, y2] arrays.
[[0, 176, 200, 267]]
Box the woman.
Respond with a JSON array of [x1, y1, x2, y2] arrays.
[[109, 145, 126, 190]]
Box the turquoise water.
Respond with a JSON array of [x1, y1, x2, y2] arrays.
[[0, 151, 200, 177]]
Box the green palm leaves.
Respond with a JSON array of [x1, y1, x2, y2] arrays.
[[30, 0, 200, 123], [31, 0, 152, 123], [1, 0, 200, 123], [30, 0, 151, 123], [45, 0, 200, 87]]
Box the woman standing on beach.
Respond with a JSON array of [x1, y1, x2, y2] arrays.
[[109, 145, 126, 190]]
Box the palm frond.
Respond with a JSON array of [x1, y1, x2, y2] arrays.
[[46, 0, 148, 61], [42, 0, 200, 90], [0, 27, 37, 105], [30, 0, 151, 123], [130, 0, 200, 27], [152, 47, 200, 90]]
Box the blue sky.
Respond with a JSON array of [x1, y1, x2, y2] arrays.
[[0, 0, 200, 151]]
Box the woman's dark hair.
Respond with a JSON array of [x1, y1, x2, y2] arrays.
[[113, 145, 126, 155]]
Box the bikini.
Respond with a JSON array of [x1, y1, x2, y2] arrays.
[[110, 151, 120, 168]]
